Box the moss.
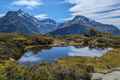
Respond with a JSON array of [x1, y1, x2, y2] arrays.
[[0, 33, 120, 80], [0, 33, 54, 60], [0, 60, 91, 80], [56, 48, 120, 72]]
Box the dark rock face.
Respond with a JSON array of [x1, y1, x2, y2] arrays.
[[50, 16, 120, 36], [38, 19, 58, 34], [0, 9, 41, 34], [0, 10, 119, 35], [0, 10, 58, 34]]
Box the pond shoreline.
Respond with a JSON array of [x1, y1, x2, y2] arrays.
[[19, 46, 112, 64]]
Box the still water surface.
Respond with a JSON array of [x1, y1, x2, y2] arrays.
[[19, 46, 112, 64]]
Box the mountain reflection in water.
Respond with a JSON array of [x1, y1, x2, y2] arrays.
[[19, 46, 112, 64]]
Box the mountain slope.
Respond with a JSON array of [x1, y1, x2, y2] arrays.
[[0, 10, 58, 34], [0, 10, 119, 35], [0, 9, 41, 34], [50, 16, 120, 35], [38, 19, 58, 34]]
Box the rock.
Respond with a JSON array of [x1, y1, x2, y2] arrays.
[[92, 71, 120, 80]]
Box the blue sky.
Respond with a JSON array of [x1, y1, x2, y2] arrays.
[[0, 0, 120, 28]]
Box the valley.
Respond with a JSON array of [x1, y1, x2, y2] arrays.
[[0, 10, 120, 80], [0, 32, 119, 80]]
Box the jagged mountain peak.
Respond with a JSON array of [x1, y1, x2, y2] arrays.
[[40, 18, 57, 24], [73, 15, 89, 20], [0, 10, 41, 34], [5, 9, 24, 17], [17, 9, 23, 13], [5, 11, 18, 17], [5, 9, 34, 20], [0, 10, 59, 34], [71, 15, 95, 25], [5, 9, 39, 23], [0, 10, 119, 35], [50, 15, 120, 36]]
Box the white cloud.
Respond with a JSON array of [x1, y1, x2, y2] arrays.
[[35, 14, 48, 19], [62, 16, 74, 21], [66, 0, 120, 26], [67, 0, 119, 15], [0, 13, 5, 17], [98, 18, 120, 27], [12, 0, 43, 7]]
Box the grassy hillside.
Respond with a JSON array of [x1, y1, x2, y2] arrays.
[[0, 33, 120, 80]]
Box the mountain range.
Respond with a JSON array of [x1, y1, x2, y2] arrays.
[[50, 16, 120, 35], [0, 9, 58, 34], [0, 9, 120, 35]]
